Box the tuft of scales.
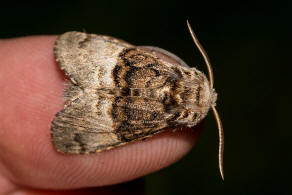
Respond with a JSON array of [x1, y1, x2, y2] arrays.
[[51, 21, 224, 179]]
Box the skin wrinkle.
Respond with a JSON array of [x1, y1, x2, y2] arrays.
[[0, 35, 202, 192]]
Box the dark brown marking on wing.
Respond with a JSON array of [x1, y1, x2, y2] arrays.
[[183, 111, 189, 118], [170, 79, 180, 92], [167, 112, 181, 124], [78, 34, 93, 48], [112, 95, 167, 142], [113, 65, 122, 87], [172, 67, 183, 78], [132, 89, 140, 96], [121, 87, 130, 96], [119, 48, 136, 67], [115, 48, 171, 91], [112, 96, 122, 121], [193, 70, 199, 76], [162, 91, 177, 113], [73, 133, 86, 154], [124, 66, 139, 87], [180, 87, 191, 101], [192, 113, 198, 121], [184, 70, 191, 76], [119, 48, 159, 68]]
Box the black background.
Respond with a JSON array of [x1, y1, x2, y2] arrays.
[[1, 1, 291, 194]]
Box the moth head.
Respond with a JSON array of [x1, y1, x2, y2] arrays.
[[197, 73, 217, 108], [179, 70, 217, 124]]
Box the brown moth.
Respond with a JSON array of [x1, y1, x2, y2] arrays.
[[51, 21, 224, 179]]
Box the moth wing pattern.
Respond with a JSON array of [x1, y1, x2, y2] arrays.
[[52, 26, 224, 179], [111, 96, 171, 141], [52, 31, 206, 154], [54, 31, 132, 88], [51, 89, 123, 154]]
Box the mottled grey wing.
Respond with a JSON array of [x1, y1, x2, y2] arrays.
[[51, 90, 122, 154], [54, 31, 132, 88]]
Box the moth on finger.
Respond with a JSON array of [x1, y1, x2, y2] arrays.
[[51, 21, 224, 179]]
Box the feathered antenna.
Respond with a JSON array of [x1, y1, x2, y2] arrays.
[[187, 20, 224, 180]]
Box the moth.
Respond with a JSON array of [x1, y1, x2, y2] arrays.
[[51, 21, 224, 179]]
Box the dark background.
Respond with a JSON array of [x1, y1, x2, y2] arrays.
[[1, 1, 291, 194]]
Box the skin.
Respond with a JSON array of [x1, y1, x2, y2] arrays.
[[0, 36, 202, 194]]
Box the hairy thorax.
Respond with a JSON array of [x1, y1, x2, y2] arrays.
[[124, 66, 218, 128]]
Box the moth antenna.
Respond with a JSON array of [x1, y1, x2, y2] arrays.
[[187, 20, 224, 180], [212, 105, 224, 180], [186, 20, 214, 89]]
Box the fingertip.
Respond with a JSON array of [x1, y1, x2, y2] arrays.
[[0, 35, 67, 187]]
